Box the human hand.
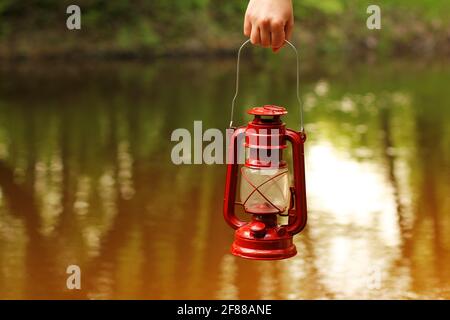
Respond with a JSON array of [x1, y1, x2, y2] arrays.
[[244, 0, 294, 52]]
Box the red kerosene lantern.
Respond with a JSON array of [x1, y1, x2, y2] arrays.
[[223, 40, 307, 260]]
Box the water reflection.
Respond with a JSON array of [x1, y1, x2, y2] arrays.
[[0, 58, 449, 299]]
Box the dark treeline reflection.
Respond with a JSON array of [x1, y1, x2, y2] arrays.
[[0, 57, 448, 299]]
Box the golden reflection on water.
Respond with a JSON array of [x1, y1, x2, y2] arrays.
[[307, 142, 399, 298], [0, 60, 449, 299]]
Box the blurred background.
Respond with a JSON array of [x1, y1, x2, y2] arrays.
[[0, 1, 449, 299], [0, 0, 449, 58]]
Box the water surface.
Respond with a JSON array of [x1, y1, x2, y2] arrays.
[[0, 56, 449, 299]]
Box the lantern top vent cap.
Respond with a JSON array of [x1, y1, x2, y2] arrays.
[[248, 105, 287, 116]]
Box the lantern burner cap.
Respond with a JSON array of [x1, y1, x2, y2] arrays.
[[248, 105, 287, 116]]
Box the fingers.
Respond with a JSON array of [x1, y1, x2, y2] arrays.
[[250, 25, 261, 46], [243, 0, 294, 50], [250, 20, 286, 49], [273, 17, 293, 52], [270, 20, 285, 51], [244, 15, 252, 37], [259, 19, 271, 48], [244, 13, 294, 49]]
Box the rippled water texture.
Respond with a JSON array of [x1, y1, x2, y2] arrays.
[[0, 57, 449, 299]]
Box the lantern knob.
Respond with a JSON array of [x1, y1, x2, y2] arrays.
[[250, 222, 266, 238]]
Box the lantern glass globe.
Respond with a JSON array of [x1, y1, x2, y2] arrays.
[[240, 167, 290, 215]]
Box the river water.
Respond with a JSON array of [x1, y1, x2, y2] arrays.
[[0, 56, 449, 299]]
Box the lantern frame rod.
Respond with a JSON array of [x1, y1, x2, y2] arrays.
[[229, 39, 304, 132]]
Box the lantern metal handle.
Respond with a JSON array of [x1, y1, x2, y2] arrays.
[[229, 39, 304, 132]]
